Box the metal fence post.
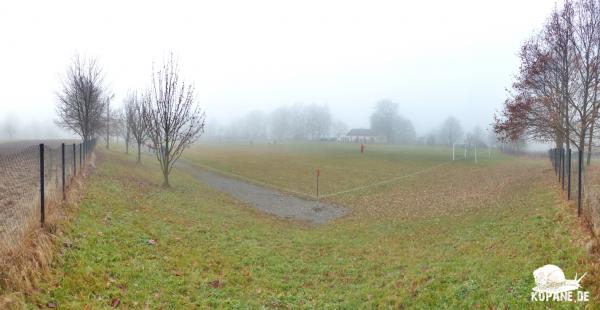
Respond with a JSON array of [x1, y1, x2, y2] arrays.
[[553, 148, 556, 175], [61, 143, 65, 199], [556, 148, 560, 178], [578, 150, 583, 217], [39, 144, 45, 227], [561, 148, 565, 190], [73, 143, 76, 176], [567, 149, 571, 200], [559, 148, 562, 183], [556, 148, 559, 178]]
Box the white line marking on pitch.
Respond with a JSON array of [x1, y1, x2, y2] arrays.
[[319, 161, 451, 198], [190, 160, 452, 200]]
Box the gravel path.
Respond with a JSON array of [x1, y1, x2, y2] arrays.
[[177, 160, 346, 225]]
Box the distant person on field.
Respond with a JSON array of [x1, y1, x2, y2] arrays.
[[360, 143, 365, 154]]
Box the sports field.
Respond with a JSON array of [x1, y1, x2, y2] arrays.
[[26, 142, 597, 308]]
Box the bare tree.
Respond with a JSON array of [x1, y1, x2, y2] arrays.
[[119, 105, 131, 154], [56, 56, 108, 142], [439, 116, 463, 145], [370, 99, 398, 143], [569, 0, 600, 164], [143, 55, 206, 187], [305, 104, 332, 140], [466, 125, 484, 146], [270, 106, 292, 141], [126, 92, 148, 163], [2, 115, 18, 140], [242, 110, 268, 140], [105, 93, 116, 149], [331, 120, 348, 139]]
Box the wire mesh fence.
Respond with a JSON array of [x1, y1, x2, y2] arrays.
[[0, 139, 96, 252], [549, 148, 583, 209], [548, 147, 600, 236]]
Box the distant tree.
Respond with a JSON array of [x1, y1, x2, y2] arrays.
[[370, 99, 415, 144], [289, 103, 308, 140], [305, 104, 332, 140], [466, 125, 484, 146], [394, 116, 416, 144], [121, 93, 136, 154], [203, 118, 224, 138], [370, 99, 399, 143], [331, 120, 349, 138], [243, 110, 268, 140], [270, 106, 291, 141], [105, 94, 115, 149], [56, 55, 109, 142], [486, 127, 499, 148], [101, 100, 119, 148], [439, 116, 463, 145], [2, 115, 17, 140], [143, 54, 206, 187], [270, 107, 290, 140], [126, 92, 147, 163], [425, 132, 437, 145]]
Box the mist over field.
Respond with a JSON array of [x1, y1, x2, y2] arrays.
[[0, 0, 559, 145], [3, 0, 600, 308]]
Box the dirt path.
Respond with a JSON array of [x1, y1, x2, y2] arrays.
[[176, 160, 346, 225]]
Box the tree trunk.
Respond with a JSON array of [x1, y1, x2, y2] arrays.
[[580, 126, 587, 165], [162, 150, 170, 187], [587, 122, 594, 165], [137, 142, 141, 164], [162, 167, 170, 187]]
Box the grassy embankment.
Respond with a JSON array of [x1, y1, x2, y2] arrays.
[[26, 143, 596, 308]]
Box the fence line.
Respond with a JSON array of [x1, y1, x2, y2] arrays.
[[548, 147, 584, 215], [0, 139, 97, 252]]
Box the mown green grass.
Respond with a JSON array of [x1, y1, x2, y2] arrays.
[[184, 143, 506, 200], [27, 143, 595, 308]]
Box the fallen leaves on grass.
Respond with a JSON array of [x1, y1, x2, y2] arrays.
[[208, 280, 223, 288], [110, 298, 120, 308]]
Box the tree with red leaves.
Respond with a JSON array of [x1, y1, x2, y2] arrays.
[[496, 0, 600, 164]]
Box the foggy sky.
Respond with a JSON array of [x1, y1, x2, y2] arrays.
[[0, 0, 559, 138]]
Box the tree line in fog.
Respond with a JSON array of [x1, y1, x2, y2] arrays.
[[202, 99, 498, 147]]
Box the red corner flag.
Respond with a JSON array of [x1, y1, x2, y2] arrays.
[[317, 168, 320, 177]]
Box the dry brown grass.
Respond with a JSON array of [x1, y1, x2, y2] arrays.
[[0, 153, 96, 308], [584, 165, 600, 238]]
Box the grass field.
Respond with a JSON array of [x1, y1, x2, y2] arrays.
[[25, 142, 598, 308]]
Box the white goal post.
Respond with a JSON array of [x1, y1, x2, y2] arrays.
[[452, 143, 467, 161], [453, 143, 493, 163]]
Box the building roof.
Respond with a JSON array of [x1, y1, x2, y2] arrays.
[[347, 128, 374, 136]]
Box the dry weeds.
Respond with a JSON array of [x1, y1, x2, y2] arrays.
[[0, 152, 95, 308]]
